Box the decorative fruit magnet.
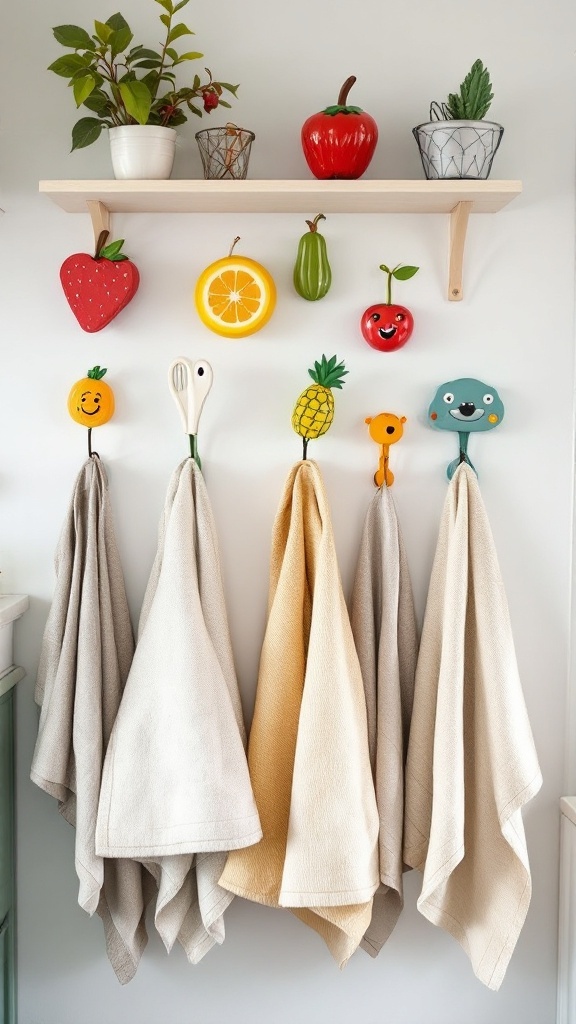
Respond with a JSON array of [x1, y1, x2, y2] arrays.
[[361, 263, 419, 352], [293, 214, 332, 301], [68, 366, 114, 456], [301, 76, 378, 180], [60, 237, 140, 333], [194, 236, 276, 338], [292, 354, 348, 459]]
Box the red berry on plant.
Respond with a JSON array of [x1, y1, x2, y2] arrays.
[[203, 90, 219, 112]]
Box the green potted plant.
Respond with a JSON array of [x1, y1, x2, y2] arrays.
[[412, 60, 503, 180], [49, 0, 239, 179]]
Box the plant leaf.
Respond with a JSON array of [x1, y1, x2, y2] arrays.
[[159, 13, 170, 27], [130, 47, 160, 59], [71, 116, 103, 150], [218, 100, 231, 108], [155, 0, 173, 10], [134, 59, 163, 68], [186, 102, 202, 117], [173, 0, 190, 10], [106, 12, 130, 30], [177, 50, 203, 61], [73, 73, 97, 107], [167, 22, 193, 43], [53, 24, 95, 49], [82, 89, 112, 114], [48, 54, 88, 77], [218, 82, 239, 96], [110, 27, 134, 56], [119, 80, 152, 124], [392, 265, 419, 281], [94, 20, 112, 42]]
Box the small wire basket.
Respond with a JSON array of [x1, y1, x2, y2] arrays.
[[195, 123, 255, 179]]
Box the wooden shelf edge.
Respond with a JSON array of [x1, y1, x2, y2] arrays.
[[39, 178, 522, 215]]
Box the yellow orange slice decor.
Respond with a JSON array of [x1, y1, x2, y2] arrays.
[[195, 238, 276, 338]]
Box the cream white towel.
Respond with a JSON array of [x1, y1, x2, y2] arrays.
[[403, 462, 542, 990], [220, 460, 379, 967], [31, 456, 149, 985], [350, 484, 417, 956], [96, 458, 261, 964]]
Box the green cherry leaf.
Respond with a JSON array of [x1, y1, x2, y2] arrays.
[[53, 24, 95, 49], [119, 80, 152, 124], [392, 265, 419, 281], [73, 73, 97, 107]]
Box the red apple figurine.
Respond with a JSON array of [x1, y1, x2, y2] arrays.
[[361, 263, 419, 352], [301, 75, 378, 180]]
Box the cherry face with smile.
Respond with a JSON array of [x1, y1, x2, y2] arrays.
[[360, 303, 414, 352]]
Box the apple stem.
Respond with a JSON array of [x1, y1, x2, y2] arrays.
[[337, 76, 357, 106]]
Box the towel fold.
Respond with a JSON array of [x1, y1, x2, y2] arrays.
[[95, 458, 261, 963], [30, 456, 149, 984], [403, 462, 542, 990], [350, 484, 418, 956], [220, 460, 379, 967]]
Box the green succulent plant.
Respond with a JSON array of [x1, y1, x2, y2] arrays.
[[431, 59, 494, 122]]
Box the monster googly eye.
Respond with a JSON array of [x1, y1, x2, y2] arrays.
[[443, 393, 454, 404], [483, 394, 494, 404]]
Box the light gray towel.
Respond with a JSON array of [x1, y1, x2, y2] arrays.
[[96, 458, 262, 964], [350, 483, 418, 956], [31, 456, 149, 985], [403, 463, 543, 990]]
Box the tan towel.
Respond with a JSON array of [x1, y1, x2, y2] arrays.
[[403, 462, 542, 990], [220, 460, 379, 967], [30, 456, 149, 985], [95, 458, 261, 964], [350, 484, 417, 956]]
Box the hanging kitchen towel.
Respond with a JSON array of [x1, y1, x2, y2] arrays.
[[350, 483, 418, 957], [220, 460, 380, 967], [403, 462, 542, 991], [30, 455, 149, 985], [96, 457, 262, 964]]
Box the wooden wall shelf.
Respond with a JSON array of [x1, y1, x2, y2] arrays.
[[39, 178, 522, 300]]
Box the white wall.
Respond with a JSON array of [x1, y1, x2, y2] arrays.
[[1, 1, 575, 1022]]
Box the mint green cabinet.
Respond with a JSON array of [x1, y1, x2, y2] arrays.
[[0, 689, 15, 1024]]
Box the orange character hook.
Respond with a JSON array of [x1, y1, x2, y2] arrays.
[[365, 412, 407, 487]]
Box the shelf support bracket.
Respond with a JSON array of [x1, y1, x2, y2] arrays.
[[86, 199, 110, 254], [448, 200, 473, 301]]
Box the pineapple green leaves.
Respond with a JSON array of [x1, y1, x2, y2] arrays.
[[308, 354, 348, 390], [49, 0, 239, 149], [446, 59, 494, 121]]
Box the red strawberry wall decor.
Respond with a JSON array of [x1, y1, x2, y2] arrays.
[[60, 235, 140, 333]]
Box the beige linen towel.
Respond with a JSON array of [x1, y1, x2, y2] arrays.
[[403, 462, 542, 990], [220, 460, 379, 967], [96, 458, 261, 964], [350, 483, 417, 956], [30, 456, 149, 985]]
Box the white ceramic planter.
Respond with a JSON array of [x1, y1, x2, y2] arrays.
[[412, 120, 504, 180], [108, 125, 177, 180]]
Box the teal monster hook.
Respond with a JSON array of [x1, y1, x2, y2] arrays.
[[428, 378, 504, 480]]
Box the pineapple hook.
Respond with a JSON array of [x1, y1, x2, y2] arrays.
[[292, 354, 348, 460], [365, 412, 407, 487]]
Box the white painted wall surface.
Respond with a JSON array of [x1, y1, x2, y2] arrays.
[[1, 1, 575, 1021]]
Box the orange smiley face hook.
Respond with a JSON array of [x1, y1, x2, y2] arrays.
[[365, 411, 407, 487], [68, 365, 115, 456]]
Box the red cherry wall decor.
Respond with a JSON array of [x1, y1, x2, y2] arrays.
[[301, 75, 378, 180], [361, 263, 419, 352], [60, 235, 140, 333]]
